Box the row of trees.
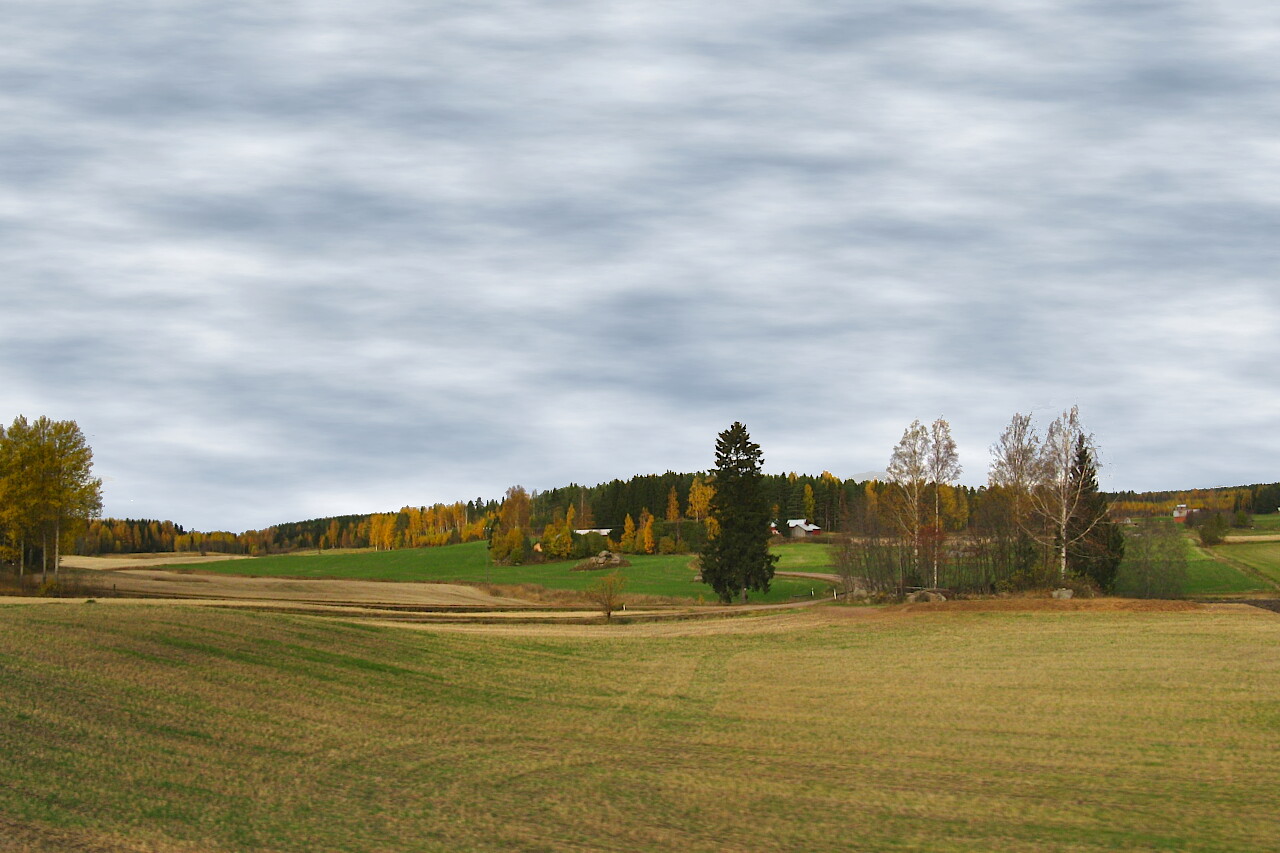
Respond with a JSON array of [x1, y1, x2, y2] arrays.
[[841, 408, 1125, 596], [73, 502, 500, 557], [0, 416, 103, 581]]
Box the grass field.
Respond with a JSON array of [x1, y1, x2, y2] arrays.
[[1183, 544, 1269, 595], [2, 603, 1278, 851], [1231, 513, 1280, 536], [1215, 540, 1280, 586], [771, 540, 836, 571], [1181, 536, 1269, 596], [155, 541, 829, 604]]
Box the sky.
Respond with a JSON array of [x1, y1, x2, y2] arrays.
[[4, 1, 1279, 532]]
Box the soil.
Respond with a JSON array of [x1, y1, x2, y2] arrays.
[[884, 597, 1205, 614]]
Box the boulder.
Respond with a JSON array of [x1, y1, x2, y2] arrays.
[[907, 590, 947, 603], [573, 551, 630, 571], [1051, 588, 1074, 600]]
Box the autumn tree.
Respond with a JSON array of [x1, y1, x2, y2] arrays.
[[996, 407, 1110, 584], [665, 486, 682, 547], [925, 417, 961, 587], [687, 475, 713, 528], [886, 420, 929, 582], [619, 514, 637, 553], [699, 422, 777, 603], [499, 486, 531, 532], [586, 571, 626, 621], [0, 416, 103, 581], [639, 509, 656, 555]]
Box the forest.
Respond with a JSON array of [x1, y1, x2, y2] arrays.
[[5, 411, 1276, 595]]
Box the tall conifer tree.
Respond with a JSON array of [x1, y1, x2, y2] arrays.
[[1065, 434, 1124, 590], [700, 422, 777, 603]]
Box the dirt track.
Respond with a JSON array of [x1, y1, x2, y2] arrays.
[[62, 554, 253, 570], [59, 569, 535, 608]]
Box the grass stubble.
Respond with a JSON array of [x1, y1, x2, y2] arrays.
[[1, 601, 1279, 851]]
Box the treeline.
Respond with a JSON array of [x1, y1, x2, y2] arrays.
[[1108, 484, 1279, 518], [0, 416, 103, 582], [75, 500, 501, 557]]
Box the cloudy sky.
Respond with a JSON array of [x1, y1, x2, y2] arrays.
[[4, 1, 1278, 531]]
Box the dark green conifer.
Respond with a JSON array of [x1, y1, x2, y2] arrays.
[[1066, 435, 1124, 590], [700, 422, 778, 603]]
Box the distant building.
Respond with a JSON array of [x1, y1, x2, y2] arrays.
[[574, 528, 613, 536], [770, 518, 822, 538], [1172, 505, 1193, 523]]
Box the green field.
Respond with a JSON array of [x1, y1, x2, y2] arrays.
[[2, 603, 1279, 851], [771, 540, 836, 571], [1232, 513, 1280, 536], [1182, 536, 1269, 596], [1216, 540, 1280, 586], [157, 541, 829, 604]]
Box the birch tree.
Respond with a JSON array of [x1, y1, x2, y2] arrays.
[[925, 417, 962, 587], [989, 412, 1038, 526], [1027, 406, 1103, 582], [887, 420, 929, 584]]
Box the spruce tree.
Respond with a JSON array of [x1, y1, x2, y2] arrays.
[[1065, 434, 1124, 590], [700, 422, 778, 603]]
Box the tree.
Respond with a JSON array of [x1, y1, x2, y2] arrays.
[[586, 571, 626, 621], [619, 514, 637, 553], [1065, 434, 1124, 591], [687, 475, 713, 526], [665, 486, 682, 547], [887, 420, 929, 583], [1116, 519, 1187, 599], [925, 417, 962, 587], [987, 412, 1045, 585], [639, 511, 656, 555], [1198, 513, 1230, 547], [989, 413, 1038, 525], [699, 423, 777, 603], [1026, 407, 1105, 582], [0, 416, 103, 582], [499, 486, 531, 532]]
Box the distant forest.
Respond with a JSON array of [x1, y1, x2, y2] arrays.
[[74, 474, 1280, 558]]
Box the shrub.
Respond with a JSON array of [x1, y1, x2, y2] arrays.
[[1198, 514, 1230, 547]]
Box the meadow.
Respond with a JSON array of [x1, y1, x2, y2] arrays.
[[1214, 540, 1280, 586], [155, 541, 830, 604], [1231, 513, 1280, 536], [2, 602, 1278, 851], [1181, 540, 1269, 595]]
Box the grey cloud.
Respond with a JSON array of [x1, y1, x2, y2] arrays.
[[3, 0, 1279, 529]]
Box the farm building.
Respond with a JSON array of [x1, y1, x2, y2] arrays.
[[770, 519, 822, 538], [1172, 505, 1193, 523]]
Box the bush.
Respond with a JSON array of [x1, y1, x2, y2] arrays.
[[1198, 514, 1230, 547]]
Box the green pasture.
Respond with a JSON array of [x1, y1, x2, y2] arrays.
[[1183, 543, 1268, 595], [1216, 540, 1280, 586], [2, 604, 1279, 851], [157, 541, 829, 604], [771, 540, 836, 571], [1232, 513, 1280, 535]]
